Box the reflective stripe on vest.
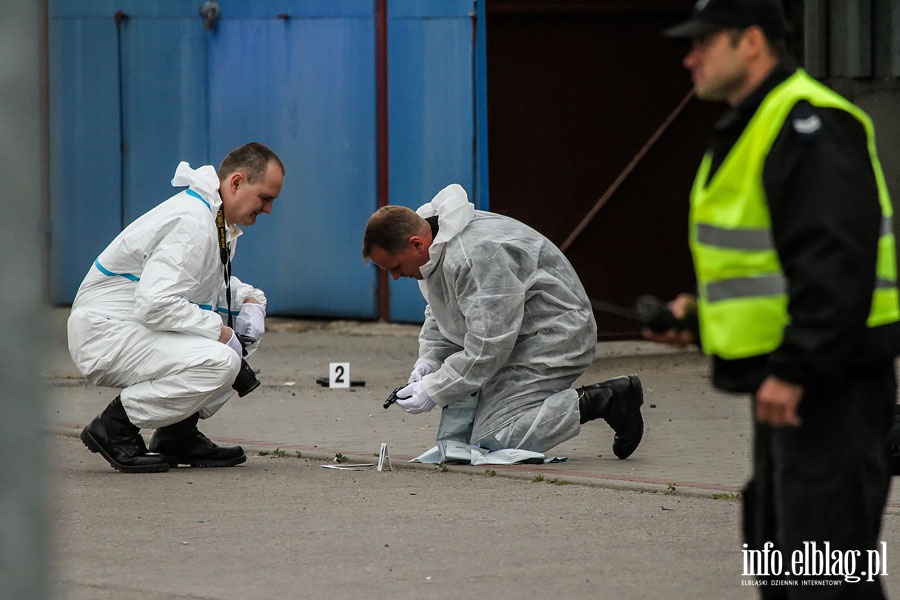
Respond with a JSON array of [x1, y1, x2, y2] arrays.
[[689, 69, 899, 359]]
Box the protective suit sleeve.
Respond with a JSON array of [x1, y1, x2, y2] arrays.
[[133, 218, 223, 339], [417, 304, 463, 366], [231, 276, 268, 311], [421, 248, 525, 405]]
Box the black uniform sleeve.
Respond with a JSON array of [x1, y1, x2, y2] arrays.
[[763, 101, 882, 389]]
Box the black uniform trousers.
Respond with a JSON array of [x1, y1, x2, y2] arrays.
[[743, 361, 895, 599]]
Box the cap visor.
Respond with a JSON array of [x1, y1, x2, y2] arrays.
[[664, 19, 722, 39]]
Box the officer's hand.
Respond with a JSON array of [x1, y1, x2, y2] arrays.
[[755, 376, 803, 427], [407, 359, 437, 384], [395, 381, 436, 414], [641, 293, 697, 348], [235, 302, 266, 342], [642, 327, 695, 348]]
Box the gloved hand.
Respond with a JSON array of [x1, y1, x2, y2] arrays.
[[407, 359, 437, 384], [224, 329, 244, 357], [395, 380, 436, 414], [235, 302, 266, 342]]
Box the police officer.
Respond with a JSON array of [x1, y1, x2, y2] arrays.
[[651, 0, 900, 596]]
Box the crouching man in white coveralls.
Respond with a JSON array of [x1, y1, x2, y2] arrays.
[[68, 142, 284, 473], [362, 184, 644, 458]]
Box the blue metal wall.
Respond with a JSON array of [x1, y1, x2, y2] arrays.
[[49, 6, 123, 304], [386, 0, 476, 322], [208, 2, 377, 318], [48, 0, 479, 321]]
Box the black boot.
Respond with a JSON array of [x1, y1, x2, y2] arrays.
[[81, 396, 170, 473], [149, 413, 246, 467], [577, 375, 644, 459]]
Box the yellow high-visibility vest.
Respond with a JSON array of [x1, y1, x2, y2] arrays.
[[689, 69, 899, 359]]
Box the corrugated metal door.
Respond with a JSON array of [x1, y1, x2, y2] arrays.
[[386, 0, 476, 322], [48, 4, 124, 303], [485, 0, 714, 338], [48, 0, 379, 318], [119, 9, 209, 224], [209, 1, 377, 318]]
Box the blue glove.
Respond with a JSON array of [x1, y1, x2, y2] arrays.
[[235, 303, 266, 342], [395, 380, 436, 414]]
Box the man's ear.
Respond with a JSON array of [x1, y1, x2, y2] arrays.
[[741, 26, 767, 57], [228, 172, 243, 194]]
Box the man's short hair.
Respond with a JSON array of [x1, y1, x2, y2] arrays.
[[362, 205, 424, 259], [218, 142, 285, 184]]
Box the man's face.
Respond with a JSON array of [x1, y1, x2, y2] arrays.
[[369, 239, 430, 281], [222, 161, 284, 226], [683, 29, 751, 104]]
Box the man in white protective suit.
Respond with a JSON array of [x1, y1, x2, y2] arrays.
[[362, 184, 645, 458], [68, 142, 284, 473]]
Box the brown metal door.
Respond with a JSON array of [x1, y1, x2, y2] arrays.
[[486, 0, 724, 338]]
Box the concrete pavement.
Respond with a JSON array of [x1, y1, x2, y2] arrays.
[[43, 308, 900, 504], [42, 307, 900, 599]]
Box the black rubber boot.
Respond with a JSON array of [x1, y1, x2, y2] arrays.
[[577, 375, 644, 459], [149, 413, 246, 467], [80, 396, 170, 473]]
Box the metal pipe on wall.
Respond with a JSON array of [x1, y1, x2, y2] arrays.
[[376, 0, 390, 322]]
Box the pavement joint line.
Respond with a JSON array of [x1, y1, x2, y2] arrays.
[[51, 425, 900, 514], [47, 425, 721, 496]]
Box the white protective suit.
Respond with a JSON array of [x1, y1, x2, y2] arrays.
[[415, 184, 597, 452], [67, 162, 266, 428]]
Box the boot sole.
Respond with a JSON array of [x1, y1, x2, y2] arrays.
[[613, 375, 644, 460], [161, 454, 248, 468], [81, 427, 170, 473]]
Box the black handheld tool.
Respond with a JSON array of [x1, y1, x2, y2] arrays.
[[590, 295, 699, 338], [383, 385, 405, 409]]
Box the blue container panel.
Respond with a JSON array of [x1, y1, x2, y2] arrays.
[[387, 2, 475, 322], [217, 0, 372, 18], [47, 0, 479, 324], [51, 1, 218, 18], [210, 15, 377, 318], [48, 16, 123, 303], [120, 18, 210, 223], [389, 0, 474, 18]]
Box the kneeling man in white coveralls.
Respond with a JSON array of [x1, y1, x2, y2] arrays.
[[362, 184, 644, 458], [68, 142, 284, 473]]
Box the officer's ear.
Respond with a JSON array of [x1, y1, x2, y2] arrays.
[[739, 26, 768, 58]]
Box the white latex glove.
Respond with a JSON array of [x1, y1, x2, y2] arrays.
[[224, 329, 244, 357], [235, 302, 266, 342], [395, 380, 436, 414], [407, 359, 437, 384]]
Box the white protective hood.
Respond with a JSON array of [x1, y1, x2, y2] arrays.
[[416, 184, 475, 281], [172, 162, 221, 201], [172, 161, 243, 242]]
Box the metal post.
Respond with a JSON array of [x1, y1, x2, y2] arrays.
[[375, 0, 390, 322], [802, 0, 828, 78], [0, 0, 50, 598]]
